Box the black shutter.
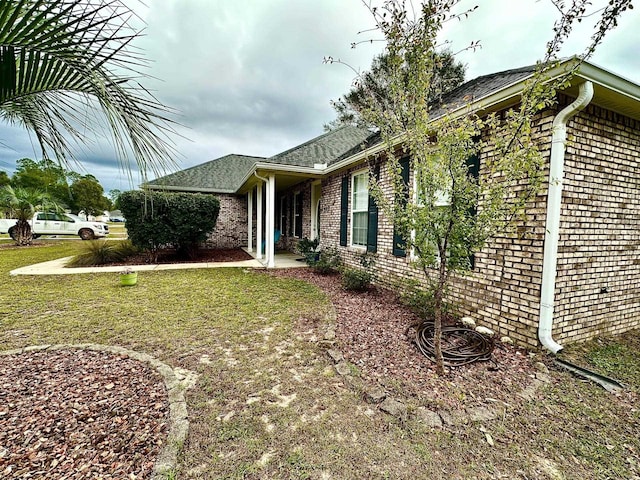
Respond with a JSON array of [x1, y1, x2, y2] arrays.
[[366, 165, 380, 253], [288, 194, 294, 236], [467, 138, 481, 269], [339, 176, 348, 246], [393, 156, 411, 257], [295, 193, 303, 237], [281, 196, 287, 236]]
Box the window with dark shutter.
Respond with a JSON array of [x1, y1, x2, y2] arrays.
[[294, 192, 303, 237], [366, 165, 380, 253], [339, 176, 349, 246], [393, 156, 410, 257], [467, 138, 481, 269]]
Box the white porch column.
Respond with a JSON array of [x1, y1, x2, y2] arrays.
[[266, 173, 276, 268], [256, 182, 263, 260], [247, 188, 253, 252]]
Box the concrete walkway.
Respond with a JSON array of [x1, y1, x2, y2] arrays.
[[9, 251, 308, 276]]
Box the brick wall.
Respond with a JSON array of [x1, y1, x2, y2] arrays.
[[205, 194, 247, 248], [322, 110, 554, 349], [553, 100, 640, 343], [321, 102, 640, 348]]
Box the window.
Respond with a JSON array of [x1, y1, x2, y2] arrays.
[[351, 171, 369, 247], [279, 196, 287, 235], [293, 192, 303, 238]]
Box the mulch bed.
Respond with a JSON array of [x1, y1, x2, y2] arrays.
[[269, 268, 540, 410], [0, 350, 168, 479], [113, 247, 254, 265]]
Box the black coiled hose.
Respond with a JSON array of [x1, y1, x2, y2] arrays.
[[414, 322, 494, 367]]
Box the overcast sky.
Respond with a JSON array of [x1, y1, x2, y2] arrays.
[[0, 0, 638, 193]]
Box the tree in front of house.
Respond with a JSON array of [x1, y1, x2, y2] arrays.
[[355, 0, 632, 375], [119, 190, 221, 261], [69, 175, 111, 218], [0, 185, 61, 245], [325, 49, 465, 131]]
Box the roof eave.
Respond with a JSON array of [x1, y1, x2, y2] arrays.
[[236, 162, 325, 194], [144, 184, 236, 194]]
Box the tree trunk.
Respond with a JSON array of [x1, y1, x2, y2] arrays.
[[433, 257, 447, 376], [14, 220, 33, 246]]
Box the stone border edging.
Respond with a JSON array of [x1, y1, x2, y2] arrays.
[[0, 343, 199, 479], [320, 328, 552, 429]]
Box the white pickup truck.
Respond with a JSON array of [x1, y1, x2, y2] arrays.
[[0, 212, 109, 240]]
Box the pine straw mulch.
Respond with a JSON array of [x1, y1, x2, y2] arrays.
[[0, 349, 168, 479], [268, 268, 541, 411]]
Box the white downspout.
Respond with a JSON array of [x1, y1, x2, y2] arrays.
[[538, 81, 594, 353]]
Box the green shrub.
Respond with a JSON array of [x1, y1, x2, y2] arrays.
[[341, 252, 376, 291], [298, 237, 320, 265], [119, 190, 220, 259], [312, 246, 342, 274], [341, 267, 372, 291], [66, 240, 139, 267]]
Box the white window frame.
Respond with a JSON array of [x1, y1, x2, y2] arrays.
[[350, 169, 369, 249], [410, 175, 450, 262]]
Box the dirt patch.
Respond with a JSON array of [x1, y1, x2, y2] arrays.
[[269, 268, 540, 411], [0, 349, 168, 479]]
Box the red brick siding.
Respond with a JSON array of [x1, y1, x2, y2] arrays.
[[552, 102, 640, 343], [205, 194, 247, 248], [321, 112, 555, 349]]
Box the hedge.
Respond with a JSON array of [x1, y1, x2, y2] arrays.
[[119, 190, 220, 259]]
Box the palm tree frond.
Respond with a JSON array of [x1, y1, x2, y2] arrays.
[[0, 0, 178, 178]]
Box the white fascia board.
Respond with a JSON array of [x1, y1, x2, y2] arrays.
[[236, 162, 325, 193], [144, 185, 235, 194], [574, 61, 640, 103], [235, 59, 640, 190]]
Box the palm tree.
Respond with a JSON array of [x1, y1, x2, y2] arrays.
[[0, 1, 177, 180], [0, 185, 61, 245]]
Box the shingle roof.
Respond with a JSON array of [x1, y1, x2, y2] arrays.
[[430, 65, 536, 118], [145, 126, 376, 192], [146, 154, 266, 193], [145, 66, 539, 193], [266, 125, 376, 167]]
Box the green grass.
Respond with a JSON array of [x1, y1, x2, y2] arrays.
[[2, 241, 639, 479]]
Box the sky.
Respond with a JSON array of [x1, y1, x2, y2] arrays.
[[0, 0, 638, 193]]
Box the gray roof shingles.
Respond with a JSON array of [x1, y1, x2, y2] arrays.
[[146, 126, 376, 192], [266, 125, 375, 168], [146, 154, 266, 193], [146, 65, 538, 193]]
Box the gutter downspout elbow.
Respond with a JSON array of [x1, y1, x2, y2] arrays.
[[538, 81, 594, 354]]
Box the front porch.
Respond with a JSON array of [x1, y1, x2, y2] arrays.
[[242, 248, 308, 269], [242, 167, 322, 268]]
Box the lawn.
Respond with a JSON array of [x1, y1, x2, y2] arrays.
[[1, 240, 639, 479]]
